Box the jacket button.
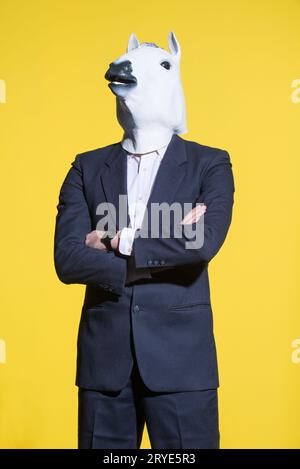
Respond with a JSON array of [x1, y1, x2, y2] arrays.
[[133, 305, 140, 313], [147, 260, 153, 266]]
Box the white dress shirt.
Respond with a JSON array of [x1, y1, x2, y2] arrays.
[[119, 144, 169, 256], [117, 142, 172, 284]]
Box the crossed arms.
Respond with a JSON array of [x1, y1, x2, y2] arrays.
[[54, 151, 234, 295]]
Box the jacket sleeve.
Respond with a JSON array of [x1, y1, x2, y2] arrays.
[[54, 154, 127, 296], [132, 150, 235, 269]]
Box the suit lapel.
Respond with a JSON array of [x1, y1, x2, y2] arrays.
[[144, 133, 187, 209], [100, 143, 130, 231]]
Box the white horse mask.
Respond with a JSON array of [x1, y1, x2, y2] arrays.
[[104, 31, 188, 154]]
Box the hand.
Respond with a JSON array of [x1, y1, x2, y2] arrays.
[[110, 230, 121, 251], [180, 204, 207, 225], [85, 230, 107, 251]]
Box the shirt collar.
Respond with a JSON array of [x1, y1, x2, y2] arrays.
[[127, 144, 168, 160]]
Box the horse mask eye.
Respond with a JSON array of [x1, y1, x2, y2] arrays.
[[160, 61, 171, 70]]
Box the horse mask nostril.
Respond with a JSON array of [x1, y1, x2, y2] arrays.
[[104, 60, 137, 84]]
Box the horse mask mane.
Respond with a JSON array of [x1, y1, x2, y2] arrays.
[[104, 31, 187, 154]]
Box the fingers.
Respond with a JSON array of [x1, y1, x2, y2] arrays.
[[110, 230, 121, 252], [95, 230, 105, 239], [85, 232, 93, 245], [191, 204, 206, 223], [85, 230, 106, 250], [181, 204, 207, 225]]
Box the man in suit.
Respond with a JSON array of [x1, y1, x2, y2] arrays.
[[54, 32, 235, 449]]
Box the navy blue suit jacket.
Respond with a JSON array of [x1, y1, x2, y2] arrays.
[[54, 134, 235, 392]]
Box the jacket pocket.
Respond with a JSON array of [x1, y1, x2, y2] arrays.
[[83, 304, 105, 310], [81, 304, 106, 321], [170, 302, 211, 311]]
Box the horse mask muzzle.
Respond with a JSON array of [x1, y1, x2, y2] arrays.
[[105, 60, 137, 93]]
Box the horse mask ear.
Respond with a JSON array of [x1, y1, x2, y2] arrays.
[[168, 31, 181, 61], [127, 33, 140, 52]]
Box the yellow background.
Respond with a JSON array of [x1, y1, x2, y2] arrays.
[[0, 0, 299, 449]]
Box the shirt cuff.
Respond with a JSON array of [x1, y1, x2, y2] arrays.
[[119, 227, 136, 256]]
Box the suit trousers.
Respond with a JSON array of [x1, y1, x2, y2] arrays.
[[77, 299, 220, 449]]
